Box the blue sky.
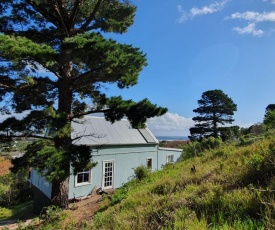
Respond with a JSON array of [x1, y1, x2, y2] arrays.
[[103, 0, 275, 136], [2, 0, 275, 137]]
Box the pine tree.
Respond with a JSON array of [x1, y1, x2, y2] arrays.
[[189, 89, 237, 140], [0, 0, 167, 208]]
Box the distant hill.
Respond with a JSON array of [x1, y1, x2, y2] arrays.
[[159, 140, 189, 148]]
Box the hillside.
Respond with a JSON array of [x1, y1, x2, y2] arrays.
[[2, 135, 275, 229]]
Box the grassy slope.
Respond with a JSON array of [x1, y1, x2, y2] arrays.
[[86, 136, 275, 230], [14, 136, 275, 230]]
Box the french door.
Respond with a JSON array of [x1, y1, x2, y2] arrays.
[[102, 160, 114, 189]]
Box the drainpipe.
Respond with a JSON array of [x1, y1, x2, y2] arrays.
[[157, 144, 159, 170]]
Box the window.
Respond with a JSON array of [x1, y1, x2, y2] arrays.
[[167, 155, 174, 163], [75, 169, 91, 186], [147, 158, 152, 169]]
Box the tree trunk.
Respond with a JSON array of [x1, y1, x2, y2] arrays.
[[51, 48, 74, 209], [51, 177, 70, 209]]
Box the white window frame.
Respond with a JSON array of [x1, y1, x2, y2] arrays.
[[167, 154, 174, 164], [147, 158, 153, 169], [75, 168, 91, 187]]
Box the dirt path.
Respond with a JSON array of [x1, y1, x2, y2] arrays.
[[0, 194, 104, 229]]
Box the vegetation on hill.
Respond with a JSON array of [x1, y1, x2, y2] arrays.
[[3, 130, 273, 229], [87, 134, 275, 230]]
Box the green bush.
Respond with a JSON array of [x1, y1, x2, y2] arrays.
[[248, 153, 264, 171], [182, 137, 223, 160], [201, 137, 223, 150], [151, 178, 175, 195], [133, 165, 151, 182], [181, 141, 203, 160], [0, 169, 32, 207]]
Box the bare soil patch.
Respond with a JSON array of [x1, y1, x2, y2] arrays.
[[0, 195, 105, 229], [0, 156, 12, 176]]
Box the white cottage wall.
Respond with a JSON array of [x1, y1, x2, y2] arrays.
[[68, 144, 159, 199]]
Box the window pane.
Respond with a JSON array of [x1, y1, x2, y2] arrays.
[[76, 169, 90, 184], [168, 155, 174, 163], [77, 174, 83, 183], [147, 158, 152, 168]]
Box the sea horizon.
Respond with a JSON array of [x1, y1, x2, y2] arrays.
[[155, 136, 189, 141]]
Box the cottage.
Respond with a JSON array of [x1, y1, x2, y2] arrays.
[[30, 116, 182, 212]]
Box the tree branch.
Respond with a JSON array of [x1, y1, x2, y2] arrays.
[[22, 58, 61, 79], [71, 133, 106, 142], [25, 0, 60, 28], [68, 0, 83, 29], [52, 0, 70, 37], [70, 108, 110, 120], [1, 134, 54, 141], [72, 66, 103, 83], [79, 0, 103, 32]]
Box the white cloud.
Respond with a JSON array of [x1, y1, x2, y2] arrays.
[[262, 0, 275, 4], [178, 0, 229, 23], [228, 10, 275, 36], [232, 23, 264, 37], [230, 11, 275, 22], [146, 112, 255, 137], [147, 112, 194, 136]]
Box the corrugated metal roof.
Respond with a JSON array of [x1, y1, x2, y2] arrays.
[[71, 116, 158, 146]]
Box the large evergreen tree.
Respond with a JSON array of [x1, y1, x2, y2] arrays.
[[0, 0, 167, 208], [189, 89, 237, 140]]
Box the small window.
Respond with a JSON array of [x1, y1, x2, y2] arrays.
[[167, 155, 174, 163], [147, 158, 152, 169], [75, 169, 91, 186]]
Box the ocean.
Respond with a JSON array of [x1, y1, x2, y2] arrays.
[[155, 136, 189, 141]]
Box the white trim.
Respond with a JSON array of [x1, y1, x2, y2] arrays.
[[167, 154, 174, 163], [102, 160, 115, 189], [75, 169, 92, 187]]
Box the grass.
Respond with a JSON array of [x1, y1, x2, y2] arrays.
[[4, 135, 275, 229], [85, 135, 275, 229], [0, 200, 33, 221]]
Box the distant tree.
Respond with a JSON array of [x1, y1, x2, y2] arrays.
[[241, 123, 265, 137], [189, 89, 237, 140], [0, 1, 167, 209], [265, 104, 275, 115], [264, 110, 275, 130], [219, 125, 240, 142]]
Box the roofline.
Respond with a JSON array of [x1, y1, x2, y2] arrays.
[[158, 147, 182, 152], [75, 142, 159, 147]]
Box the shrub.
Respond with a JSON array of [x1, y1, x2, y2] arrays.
[[151, 178, 175, 195], [248, 153, 264, 171], [181, 141, 203, 160], [37, 205, 67, 229], [133, 165, 151, 182], [201, 137, 223, 150], [0, 169, 32, 207], [181, 137, 223, 160]]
